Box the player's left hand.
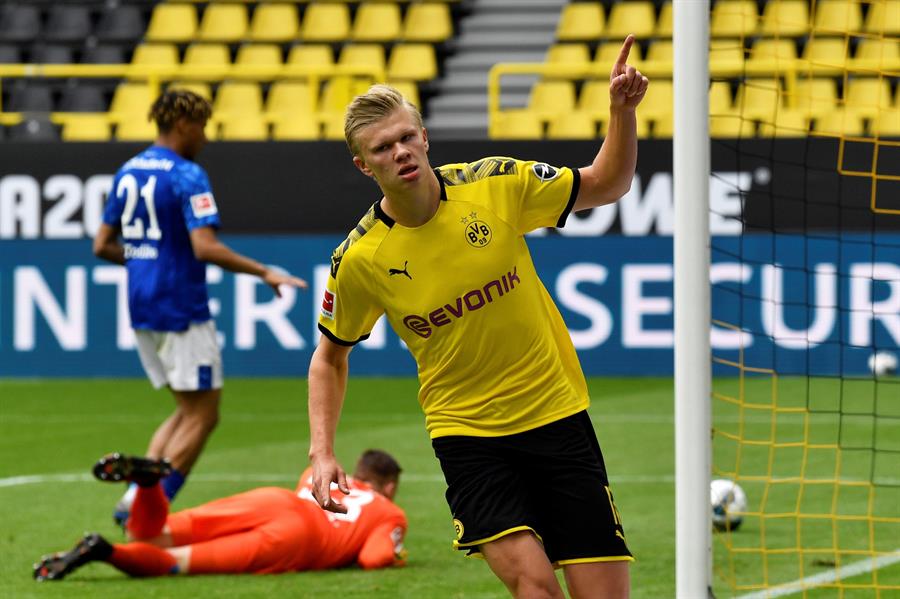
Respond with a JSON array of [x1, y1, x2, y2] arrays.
[[609, 34, 649, 111], [262, 269, 308, 297]]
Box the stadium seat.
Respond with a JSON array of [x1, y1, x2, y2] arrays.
[[577, 80, 610, 120], [146, 3, 198, 43], [605, 2, 655, 39], [301, 4, 351, 43], [389, 80, 421, 107], [181, 44, 232, 81], [814, 111, 865, 136], [214, 82, 264, 118], [528, 81, 576, 122], [556, 3, 605, 41], [272, 114, 319, 140], [759, 0, 809, 37], [0, 44, 20, 63], [387, 44, 437, 81], [865, 1, 900, 35], [266, 81, 315, 118], [710, 0, 758, 38], [853, 38, 900, 70], [221, 116, 269, 141], [757, 111, 808, 137], [249, 3, 299, 42], [547, 112, 596, 139], [813, 0, 863, 34], [792, 77, 838, 119], [44, 5, 92, 43], [653, 114, 673, 137], [844, 78, 893, 118], [198, 4, 248, 42], [646, 40, 673, 64], [59, 83, 107, 112], [116, 119, 157, 141], [546, 44, 592, 72], [338, 44, 386, 75], [82, 44, 126, 65], [736, 78, 783, 120], [95, 5, 145, 43], [352, 3, 402, 43], [7, 82, 54, 113], [491, 110, 543, 139], [320, 77, 371, 115], [709, 114, 755, 137], [109, 83, 155, 122], [637, 79, 671, 120], [30, 45, 75, 65], [655, 2, 673, 37], [322, 113, 346, 140], [709, 80, 733, 114], [287, 44, 334, 69], [870, 110, 900, 136], [129, 44, 180, 77], [0, 4, 40, 43], [62, 115, 112, 142], [747, 39, 798, 70], [403, 3, 452, 43], [802, 38, 848, 74], [167, 81, 213, 101], [596, 41, 643, 68], [8, 117, 59, 141], [231, 44, 283, 81], [709, 39, 746, 69]]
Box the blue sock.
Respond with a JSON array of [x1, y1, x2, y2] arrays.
[[160, 468, 186, 501]]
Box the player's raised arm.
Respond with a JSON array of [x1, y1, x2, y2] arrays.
[[308, 336, 353, 513], [574, 34, 649, 212]]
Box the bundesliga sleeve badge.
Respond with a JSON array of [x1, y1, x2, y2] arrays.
[[321, 289, 335, 319], [190, 192, 218, 218]]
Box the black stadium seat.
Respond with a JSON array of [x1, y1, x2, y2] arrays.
[[95, 5, 145, 43], [0, 4, 42, 43], [43, 5, 93, 43], [81, 44, 126, 65], [30, 44, 75, 65], [7, 82, 55, 113], [0, 44, 21, 64], [59, 83, 107, 112], [8, 117, 60, 141]]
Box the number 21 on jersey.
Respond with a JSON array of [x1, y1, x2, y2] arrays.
[[118, 174, 162, 241]]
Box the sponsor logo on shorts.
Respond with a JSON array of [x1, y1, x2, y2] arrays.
[[321, 289, 335, 319], [190, 192, 218, 218], [531, 162, 560, 182]]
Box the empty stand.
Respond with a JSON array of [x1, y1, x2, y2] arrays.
[[146, 3, 198, 43], [82, 44, 126, 65], [116, 119, 156, 142], [844, 78, 893, 118], [95, 5, 145, 43], [167, 81, 213, 101], [656, 2, 673, 37], [301, 4, 351, 43], [198, 3, 248, 43], [0, 44, 21, 64], [30, 45, 75, 65], [710, 0, 758, 38], [802, 37, 849, 74], [352, 3, 402, 43], [7, 82, 54, 113], [58, 83, 107, 112], [546, 44, 592, 71], [557, 3, 605, 42], [813, 0, 863, 35], [492, 110, 543, 139], [232, 44, 283, 81], [43, 5, 92, 43], [814, 110, 866, 136], [403, 3, 453, 43], [266, 81, 315, 118], [249, 3, 299, 42], [757, 111, 808, 137], [62, 115, 112, 142], [736, 78, 783, 121], [8, 117, 59, 141], [181, 44, 232, 81], [759, 0, 809, 37], [606, 2, 655, 39], [528, 80, 576, 121], [387, 44, 437, 82], [272, 113, 319, 141], [792, 77, 839, 119], [547, 111, 596, 140], [221, 116, 268, 141], [109, 83, 155, 123], [214, 82, 264, 117], [338, 44, 386, 74], [287, 45, 334, 70], [0, 4, 41, 44], [866, 1, 900, 35]]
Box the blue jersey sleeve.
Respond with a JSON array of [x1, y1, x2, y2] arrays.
[[174, 163, 221, 231], [102, 172, 126, 227]]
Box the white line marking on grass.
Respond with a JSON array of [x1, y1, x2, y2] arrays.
[[735, 550, 900, 599]]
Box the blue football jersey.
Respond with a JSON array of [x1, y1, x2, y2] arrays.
[[103, 146, 221, 331]]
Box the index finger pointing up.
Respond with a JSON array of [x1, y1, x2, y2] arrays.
[[615, 34, 636, 66]]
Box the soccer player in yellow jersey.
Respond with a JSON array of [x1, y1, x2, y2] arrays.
[[308, 35, 649, 599]]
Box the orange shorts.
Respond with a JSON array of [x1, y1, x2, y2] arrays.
[[167, 487, 321, 574]]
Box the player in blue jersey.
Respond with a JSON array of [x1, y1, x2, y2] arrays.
[[93, 90, 307, 526]]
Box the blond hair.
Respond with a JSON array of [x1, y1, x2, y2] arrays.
[[149, 89, 212, 133], [344, 84, 423, 155]]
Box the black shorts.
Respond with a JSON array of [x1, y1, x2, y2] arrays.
[[431, 410, 633, 565]]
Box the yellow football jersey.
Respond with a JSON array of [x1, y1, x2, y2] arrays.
[[318, 157, 590, 438]]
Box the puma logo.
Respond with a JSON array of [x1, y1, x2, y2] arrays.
[[389, 261, 412, 279]]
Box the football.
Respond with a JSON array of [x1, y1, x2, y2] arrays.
[[868, 351, 898, 377], [711, 478, 747, 532]]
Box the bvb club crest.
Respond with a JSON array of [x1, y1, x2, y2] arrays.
[[462, 212, 492, 248]]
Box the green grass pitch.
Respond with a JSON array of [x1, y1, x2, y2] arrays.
[[1, 377, 897, 598]]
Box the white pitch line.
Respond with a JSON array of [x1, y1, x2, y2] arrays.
[[735, 550, 900, 599]]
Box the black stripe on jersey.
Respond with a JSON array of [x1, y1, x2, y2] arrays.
[[436, 169, 448, 200], [556, 168, 581, 228], [318, 323, 371, 346], [331, 203, 384, 277], [372, 199, 395, 227]]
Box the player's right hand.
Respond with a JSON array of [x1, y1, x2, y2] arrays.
[[310, 455, 350, 514]]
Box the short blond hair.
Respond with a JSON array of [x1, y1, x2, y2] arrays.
[[344, 84, 423, 155]]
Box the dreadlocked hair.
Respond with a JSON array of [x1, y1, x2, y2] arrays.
[[149, 89, 212, 133]]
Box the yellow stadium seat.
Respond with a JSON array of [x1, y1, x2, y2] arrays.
[[181, 44, 231, 81], [599, 114, 651, 138], [710, 0, 758, 38], [198, 4, 248, 42], [221, 116, 268, 141], [870, 110, 900, 136], [272, 114, 319, 140], [866, 1, 900, 35], [528, 80, 576, 121], [596, 40, 643, 68], [710, 114, 755, 137], [352, 3, 401, 42], [286, 44, 334, 78], [231, 44, 283, 81], [547, 112, 596, 139], [792, 77, 838, 118], [109, 83, 155, 122], [321, 112, 346, 140], [758, 111, 809, 137], [653, 114, 672, 137], [736, 78, 783, 120], [844, 78, 893, 118], [146, 3, 197, 43], [301, 4, 350, 43], [388, 80, 421, 108], [546, 44, 592, 72], [167, 82, 212, 101], [639, 79, 671, 120], [747, 39, 798, 70], [646, 39, 672, 63], [577, 79, 609, 120], [813, 0, 863, 34], [709, 39, 745, 69], [320, 77, 370, 115], [249, 3, 299, 42], [62, 115, 111, 141], [814, 111, 866, 136], [214, 82, 263, 117], [129, 44, 179, 79], [606, 1, 655, 39], [266, 81, 315, 118], [338, 44, 386, 75], [853, 38, 900, 70], [403, 3, 452, 43], [116, 119, 157, 141], [491, 110, 543, 139], [387, 44, 437, 81], [656, 2, 673, 37], [556, 3, 605, 41], [709, 80, 733, 114], [759, 0, 809, 37], [802, 37, 848, 74]]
